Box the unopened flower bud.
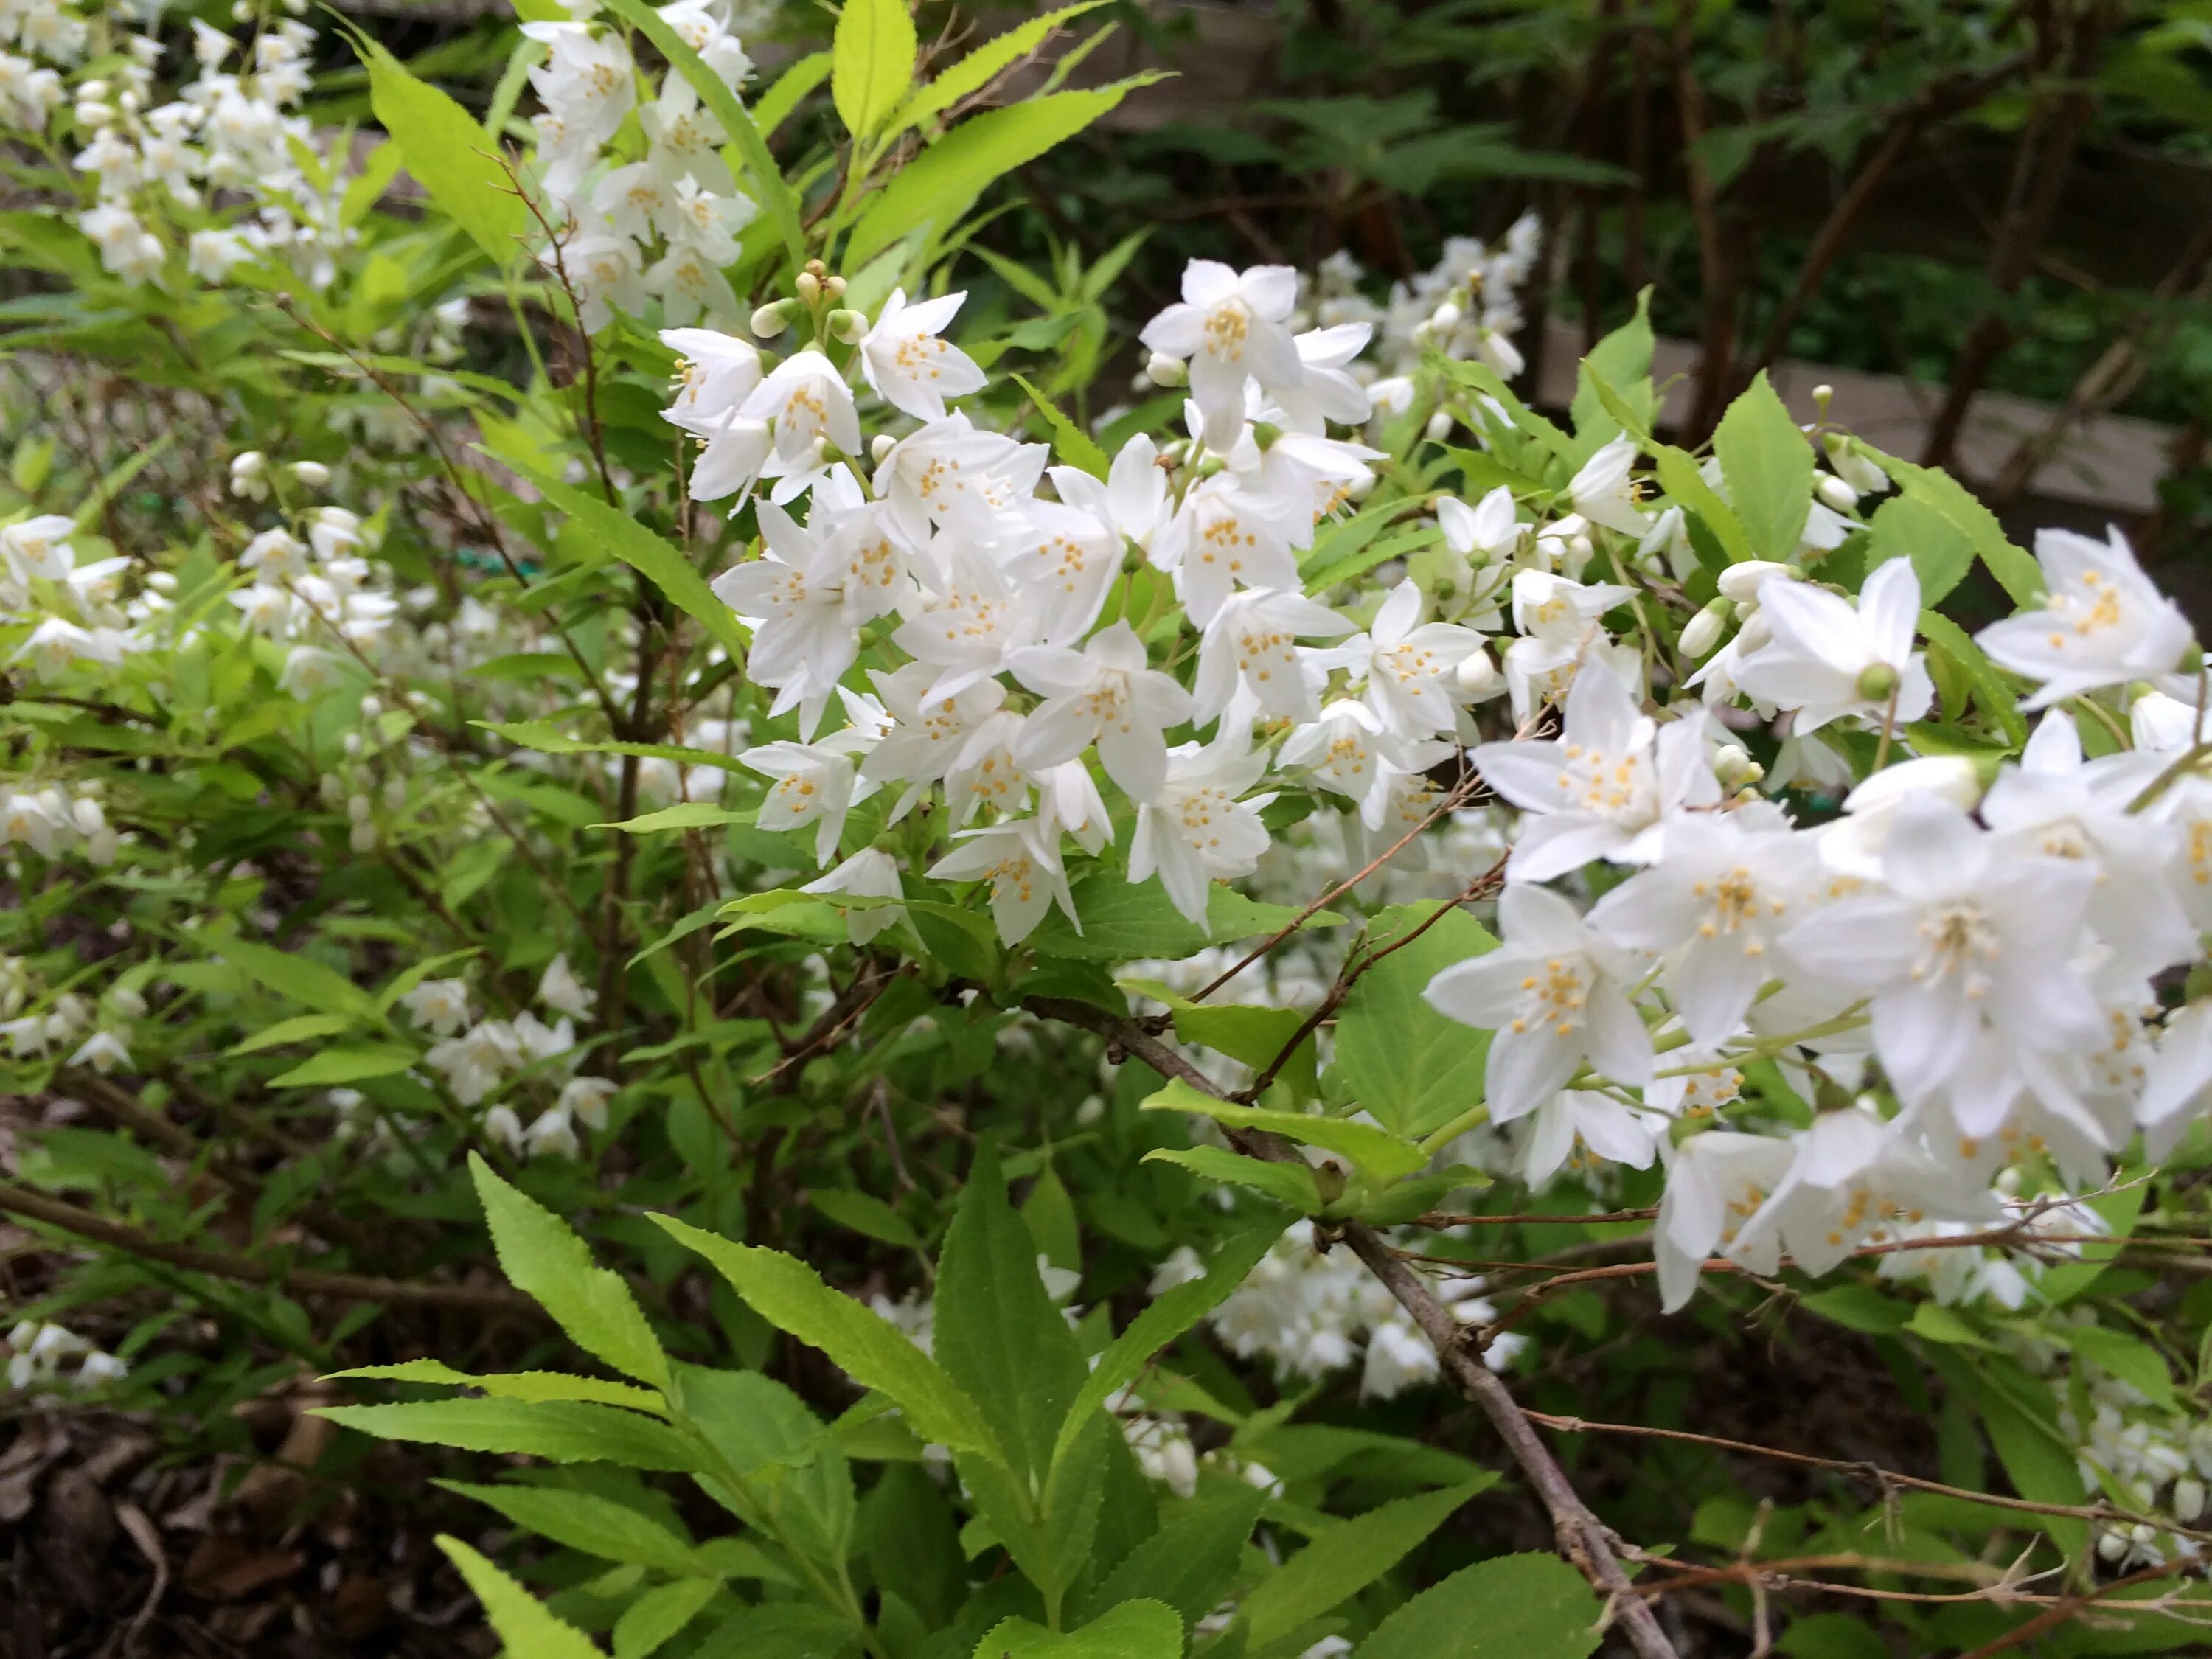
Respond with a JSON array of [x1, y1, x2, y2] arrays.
[[146, 571, 177, 594], [74, 101, 114, 128], [341, 732, 362, 759], [750, 302, 790, 338], [1717, 559, 1795, 605], [1424, 411, 1453, 443], [1455, 648, 1498, 696], [1430, 301, 1462, 330], [78, 79, 107, 100], [1815, 473, 1857, 513], [1711, 742, 1759, 787], [1854, 662, 1899, 703], [1251, 421, 1282, 451], [823, 274, 847, 298], [1144, 352, 1186, 389], [383, 777, 407, 810], [1680, 600, 1728, 659], [348, 821, 376, 854], [347, 793, 371, 822], [826, 307, 866, 344], [794, 270, 821, 303], [232, 1, 251, 21], [291, 460, 330, 487], [358, 693, 382, 721], [870, 433, 897, 465]]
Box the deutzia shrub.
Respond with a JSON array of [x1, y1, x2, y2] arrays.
[[7, 2, 2212, 1655]]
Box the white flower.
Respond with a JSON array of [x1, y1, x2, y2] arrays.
[[1054, 435, 1170, 557], [1473, 664, 1719, 882], [1278, 699, 1450, 830], [1731, 559, 1933, 735], [557, 1075, 619, 1131], [860, 288, 986, 421], [1568, 436, 1649, 536], [1588, 810, 1818, 1046], [1780, 795, 2101, 1130], [68, 1030, 131, 1074], [741, 737, 874, 866], [738, 347, 863, 470], [891, 542, 1044, 703], [398, 978, 472, 1037], [803, 847, 906, 942], [1654, 1130, 1795, 1310], [1424, 883, 1653, 1121], [644, 241, 739, 331], [1519, 1089, 1667, 1188], [661, 326, 763, 430], [1328, 581, 1488, 739], [929, 818, 1077, 945], [1139, 260, 1302, 452], [1130, 734, 1276, 926], [858, 663, 1006, 817], [995, 496, 1122, 647], [872, 414, 1046, 545], [1192, 587, 1353, 724], [1977, 527, 2192, 707], [1153, 475, 1304, 628], [1, 515, 77, 583], [1009, 621, 1193, 802], [524, 1105, 581, 1160], [538, 952, 597, 1020], [1438, 486, 1518, 563]]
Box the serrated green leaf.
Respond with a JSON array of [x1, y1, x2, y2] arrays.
[[213, 935, 378, 1020], [1010, 372, 1109, 479], [810, 1189, 922, 1251], [975, 1598, 1182, 1659], [650, 1214, 1006, 1464], [1052, 1222, 1282, 1473], [470, 1155, 669, 1390], [1714, 372, 1813, 560], [226, 1012, 355, 1056], [439, 1480, 699, 1574], [1029, 872, 1339, 962], [832, 0, 916, 138], [1332, 902, 1498, 1138], [1079, 1490, 1263, 1627], [1357, 1551, 1601, 1659], [600, 803, 755, 832], [1868, 492, 1974, 606], [265, 1044, 418, 1088], [349, 37, 529, 268], [439, 1537, 608, 1658], [1871, 450, 2044, 608], [321, 1360, 666, 1415], [319, 1399, 697, 1470], [1142, 1147, 1323, 1214], [894, 2, 1112, 135], [613, 1578, 721, 1659], [1144, 1079, 1425, 1181], [1240, 1480, 1492, 1650]]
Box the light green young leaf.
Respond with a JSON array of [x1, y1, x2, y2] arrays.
[[439, 1537, 608, 1659], [894, 1, 1112, 134], [845, 80, 1161, 267], [1916, 609, 2028, 748], [613, 1578, 722, 1659], [933, 1145, 1088, 1489], [1052, 1222, 1282, 1473], [226, 1012, 355, 1056], [511, 465, 751, 666], [598, 0, 806, 271], [319, 1399, 698, 1470], [470, 1155, 670, 1389], [321, 1360, 667, 1415], [1142, 1079, 1426, 1181], [1868, 492, 1975, 607], [438, 1480, 700, 1575], [1714, 372, 1813, 560], [810, 1189, 924, 1251], [1121, 978, 1317, 1096], [754, 50, 830, 139], [975, 1596, 1182, 1659], [213, 935, 378, 1021], [1871, 450, 2045, 608], [832, 0, 917, 139], [1357, 1551, 1601, 1659], [1568, 288, 1654, 462], [1009, 372, 1110, 479], [1652, 442, 1750, 567], [351, 36, 528, 267], [600, 803, 757, 832], [650, 1214, 1006, 1464], [1239, 1479, 1492, 1650], [2068, 1326, 2176, 1411], [265, 1044, 418, 1088], [1142, 1147, 1323, 1214], [1332, 902, 1498, 1138]]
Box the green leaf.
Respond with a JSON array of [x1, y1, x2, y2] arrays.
[[1010, 372, 1110, 479], [439, 1537, 608, 1659], [2068, 1326, 2175, 1411], [1141, 1147, 1322, 1214], [1143, 1079, 1425, 1181], [1029, 871, 1338, 962], [226, 1012, 356, 1056], [438, 1480, 699, 1574], [676, 1366, 855, 1568], [213, 935, 378, 1020], [322, 1360, 666, 1415], [1917, 609, 2029, 748], [1652, 442, 1750, 567], [601, 803, 756, 832], [1081, 1490, 1263, 1627], [1868, 493, 1974, 607], [1332, 902, 1498, 1138], [1871, 451, 2044, 608], [846, 81, 1160, 267], [1569, 289, 1654, 461], [511, 465, 751, 666], [613, 1579, 721, 1659], [1714, 372, 1813, 560], [351, 37, 529, 268], [810, 1189, 923, 1251], [935, 1146, 1088, 1489], [1905, 1301, 1992, 1349], [975, 1599, 1183, 1659], [1239, 1480, 1492, 1650], [755, 51, 831, 140], [470, 1156, 670, 1389], [319, 1399, 698, 1470], [265, 1044, 418, 1088], [650, 1215, 1006, 1464], [479, 721, 753, 774], [1357, 1551, 1601, 1659], [832, 0, 917, 139], [1121, 979, 1316, 1096], [1977, 1368, 2087, 1555], [894, 2, 1112, 134], [1052, 1222, 1282, 1473], [599, 0, 806, 272]]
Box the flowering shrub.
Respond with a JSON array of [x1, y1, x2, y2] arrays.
[[7, 2, 2212, 1655]]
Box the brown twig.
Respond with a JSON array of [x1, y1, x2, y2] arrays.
[[0, 1178, 540, 1317]]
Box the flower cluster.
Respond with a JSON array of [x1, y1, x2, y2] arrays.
[[4, 1318, 126, 1392], [397, 954, 617, 1158]]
